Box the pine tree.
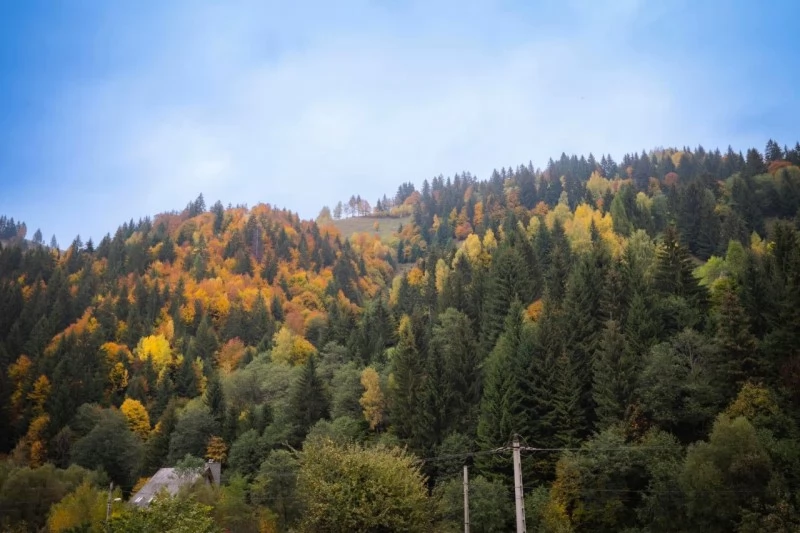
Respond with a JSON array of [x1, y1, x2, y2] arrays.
[[204, 372, 226, 431], [431, 308, 481, 436], [592, 320, 636, 430], [288, 355, 329, 446], [551, 351, 583, 447], [625, 289, 661, 357], [713, 282, 760, 399], [562, 250, 606, 431], [480, 245, 532, 354], [543, 221, 572, 304], [477, 302, 525, 480], [654, 226, 702, 300], [390, 315, 428, 452], [765, 139, 783, 162], [191, 314, 219, 363]]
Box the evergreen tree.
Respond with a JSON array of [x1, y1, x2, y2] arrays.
[[390, 315, 428, 452], [562, 250, 606, 431], [477, 302, 526, 480], [713, 281, 760, 399], [431, 308, 481, 436], [551, 351, 583, 447], [480, 245, 533, 354], [592, 320, 636, 430], [654, 226, 703, 300], [288, 355, 329, 446], [191, 314, 219, 363], [204, 372, 226, 430], [143, 401, 178, 474]]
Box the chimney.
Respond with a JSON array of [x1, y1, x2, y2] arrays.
[[205, 460, 222, 487]]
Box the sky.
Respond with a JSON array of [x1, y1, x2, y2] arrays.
[[1, 0, 799, 244]]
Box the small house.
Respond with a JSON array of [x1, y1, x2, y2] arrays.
[[130, 460, 221, 507]]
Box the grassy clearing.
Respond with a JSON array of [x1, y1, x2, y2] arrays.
[[332, 216, 411, 242]]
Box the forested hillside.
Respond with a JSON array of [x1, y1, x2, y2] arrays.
[[2, 141, 800, 532]]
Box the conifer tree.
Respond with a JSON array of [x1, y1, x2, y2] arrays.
[[477, 302, 525, 480], [551, 351, 583, 447], [143, 401, 178, 474], [390, 315, 428, 452], [480, 246, 531, 355], [204, 372, 226, 431], [592, 320, 636, 430], [543, 221, 572, 304], [654, 226, 701, 299], [713, 281, 760, 399], [562, 250, 606, 429], [288, 355, 329, 446], [431, 308, 481, 436]]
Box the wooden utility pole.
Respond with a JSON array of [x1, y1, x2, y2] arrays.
[[512, 436, 526, 533], [463, 464, 470, 533], [105, 481, 114, 532]]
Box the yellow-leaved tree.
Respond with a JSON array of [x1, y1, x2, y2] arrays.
[[359, 367, 386, 431], [206, 435, 228, 464], [271, 326, 317, 365], [47, 481, 121, 533], [134, 334, 173, 372], [120, 398, 151, 440], [28, 374, 51, 416]]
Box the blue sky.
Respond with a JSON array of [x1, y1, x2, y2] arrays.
[[1, 0, 799, 244]]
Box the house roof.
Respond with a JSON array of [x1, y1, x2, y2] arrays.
[[130, 467, 203, 507]]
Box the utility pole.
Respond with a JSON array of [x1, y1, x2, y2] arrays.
[[463, 464, 470, 533], [105, 481, 114, 532], [513, 435, 526, 533]]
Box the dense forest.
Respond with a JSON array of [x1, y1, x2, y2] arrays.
[[2, 140, 800, 532]]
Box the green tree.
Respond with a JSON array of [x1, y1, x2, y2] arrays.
[[72, 409, 142, 490], [227, 429, 267, 481], [168, 406, 217, 464], [434, 475, 513, 533], [592, 320, 636, 430], [638, 330, 721, 442], [143, 401, 178, 474], [654, 226, 702, 299], [296, 438, 433, 532], [110, 494, 219, 533], [203, 372, 226, 430], [287, 355, 329, 446], [251, 449, 300, 529], [562, 248, 607, 432], [431, 308, 482, 436], [681, 415, 773, 532], [712, 280, 760, 398], [390, 315, 428, 452], [477, 302, 526, 479], [481, 246, 533, 355]]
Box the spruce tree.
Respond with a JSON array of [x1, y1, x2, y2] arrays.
[[480, 246, 532, 356], [551, 351, 583, 447], [713, 282, 760, 399], [204, 372, 226, 431], [192, 314, 219, 363], [477, 302, 525, 480], [562, 250, 606, 430], [543, 221, 572, 304], [592, 320, 636, 430], [288, 355, 329, 446], [431, 308, 481, 436], [144, 401, 178, 474], [390, 315, 428, 452], [654, 226, 702, 300]]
